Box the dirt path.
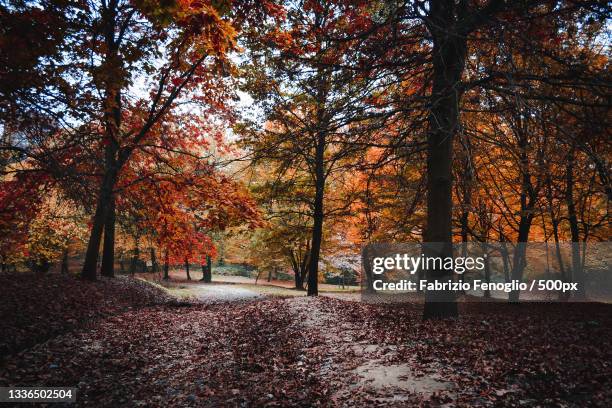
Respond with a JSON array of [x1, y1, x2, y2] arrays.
[[189, 283, 262, 302], [288, 297, 452, 406]]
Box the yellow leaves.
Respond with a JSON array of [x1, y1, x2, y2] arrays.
[[25, 215, 69, 263], [133, 0, 237, 56]]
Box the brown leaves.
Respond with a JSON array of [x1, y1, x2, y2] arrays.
[[0, 273, 174, 356], [1, 283, 611, 406]]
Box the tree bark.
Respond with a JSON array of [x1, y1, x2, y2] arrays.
[[81, 1, 122, 281], [508, 131, 536, 302], [101, 193, 115, 277], [294, 270, 304, 290], [362, 245, 375, 294], [289, 249, 306, 290], [81, 182, 111, 280], [307, 131, 326, 296], [163, 252, 170, 280], [185, 259, 191, 280], [422, 0, 467, 319], [201, 255, 212, 282], [149, 247, 158, 273]]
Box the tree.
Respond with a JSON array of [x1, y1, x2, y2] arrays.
[[240, 0, 386, 295]]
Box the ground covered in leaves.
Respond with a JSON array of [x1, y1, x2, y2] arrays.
[[1, 275, 611, 407], [0, 273, 175, 355]]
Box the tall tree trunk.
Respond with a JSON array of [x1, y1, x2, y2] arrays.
[[163, 252, 170, 280], [185, 259, 191, 280], [508, 133, 536, 302], [508, 209, 534, 301], [307, 132, 326, 296], [81, 182, 111, 280], [422, 0, 467, 319], [81, 1, 122, 281], [101, 193, 115, 277]]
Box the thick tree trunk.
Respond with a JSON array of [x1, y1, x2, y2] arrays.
[[81, 180, 111, 280], [294, 271, 304, 290], [82, 2, 122, 281], [422, 0, 467, 319], [101, 194, 115, 277], [307, 133, 326, 296], [201, 255, 212, 282], [206, 255, 212, 282]]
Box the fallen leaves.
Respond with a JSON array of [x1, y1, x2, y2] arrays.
[[0, 277, 611, 406], [0, 273, 175, 356]]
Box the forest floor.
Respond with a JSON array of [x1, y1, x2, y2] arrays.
[[1, 273, 611, 407]]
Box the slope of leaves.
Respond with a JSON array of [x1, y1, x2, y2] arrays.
[[0, 273, 175, 356], [0, 298, 325, 407]]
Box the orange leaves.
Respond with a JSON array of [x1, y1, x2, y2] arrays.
[[114, 105, 261, 264]]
